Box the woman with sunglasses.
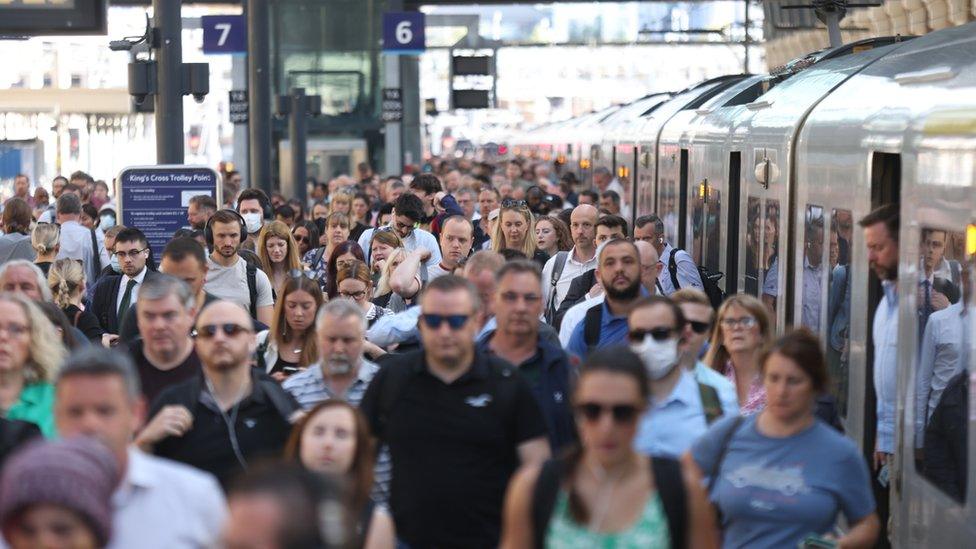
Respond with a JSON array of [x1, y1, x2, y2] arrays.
[[257, 221, 302, 297], [704, 294, 773, 415], [255, 276, 324, 381], [304, 212, 353, 284], [292, 220, 320, 259], [491, 199, 549, 266], [691, 329, 879, 549], [535, 215, 573, 257], [501, 346, 717, 549], [284, 399, 396, 549], [48, 258, 104, 343]]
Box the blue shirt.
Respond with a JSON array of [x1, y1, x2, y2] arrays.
[[634, 370, 739, 458], [873, 280, 898, 453], [566, 290, 648, 360], [692, 416, 875, 549], [693, 361, 740, 415]]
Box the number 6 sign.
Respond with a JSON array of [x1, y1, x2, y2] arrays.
[[383, 12, 425, 54]]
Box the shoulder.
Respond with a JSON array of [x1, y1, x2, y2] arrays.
[[810, 421, 861, 457], [133, 451, 224, 495], [256, 330, 270, 345]]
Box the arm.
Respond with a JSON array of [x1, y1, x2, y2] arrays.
[[437, 193, 464, 217], [838, 514, 880, 549], [499, 464, 542, 549], [255, 270, 275, 327], [365, 306, 421, 347], [676, 251, 704, 289], [134, 405, 194, 452], [517, 437, 551, 464], [681, 453, 720, 549], [914, 319, 937, 447], [363, 507, 396, 549], [390, 248, 426, 296], [257, 305, 273, 328]]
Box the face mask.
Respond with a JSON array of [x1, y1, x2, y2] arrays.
[[242, 212, 263, 234], [631, 335, 679, 380], [109, 254, 121, 274], [100, 214, 116, 230]]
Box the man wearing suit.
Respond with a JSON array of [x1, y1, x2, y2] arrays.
[[93, 227, 160, 342]]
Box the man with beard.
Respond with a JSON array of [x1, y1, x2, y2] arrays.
[[187, 195, 217, 230], [138, 300, 299, 487], [860, 204, 900, 473], [92, 227, 160, 338], [566, 238, 647, 360], [203, 210, 274, 326], [282, 299, 389, 503], [360, 275, 549, 548]]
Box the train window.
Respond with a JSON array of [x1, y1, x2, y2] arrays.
[[678, 150, 689, 248], [827, 209, 853, 418], [760, 199, 781, 320], [745, 197, 762, 296], [692, 181, 705, 265], [801, 206, 826, 333], [705, 184, 721, 274], [914, 226, 968, 503]]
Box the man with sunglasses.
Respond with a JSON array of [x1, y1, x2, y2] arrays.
[[477, 261, 575, 453], [92, 227, 160, 338], [360, 275, 550, 549], [671, 288, 738, 410], [139, 300, 300, 487], [628, 296, 739, 459]]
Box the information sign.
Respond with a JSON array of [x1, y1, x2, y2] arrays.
[[382, 11, 424, 54], [229, 90, 248, 124], [116, 165, 220, 258], [202, 15, 246, 54], [381, 88, 403, 122]]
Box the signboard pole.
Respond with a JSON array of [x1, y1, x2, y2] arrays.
[[384, 55, 402, 175], [248, 0, 273, 196], [287, 88, 308, 207], [153, 0, 185, 164]]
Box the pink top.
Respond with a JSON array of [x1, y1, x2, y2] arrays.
[[723, 360, 766, 415]]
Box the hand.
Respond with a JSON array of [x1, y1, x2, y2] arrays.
[[101, 334, 120, 348], [137, 405, 193, 447], [363, 340, 387, 358], [433, 191, 447, 212], [586, 281, 604, 299], [271, 371, 289, 383], [930, 291, 950, 311], [873, 451, 890, 472], [373, 259, 386, 273]]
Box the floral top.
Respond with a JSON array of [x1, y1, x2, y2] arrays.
[[723, 360, 766, 415], [545, 491, 670, 549]]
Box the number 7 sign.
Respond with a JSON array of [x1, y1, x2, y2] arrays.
[[382, 12, 425, 54], [202, 15, 247, 54]]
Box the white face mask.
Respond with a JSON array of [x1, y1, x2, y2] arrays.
[[631, 334, 679, 380], [109, 254, 121, 274], [100, 214, 116, 230], [242, 212, 263, 234]]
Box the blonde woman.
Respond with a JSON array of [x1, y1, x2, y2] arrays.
[[48, 259, 104, 343], [255, 275, 324, 381], [31, 223, 60, 277], [490, 199, 548, 265], [257, 220, 302, 296], [0, 293, 67, 437], [704, 294, 774, 415], [372, 248, 417, 313]]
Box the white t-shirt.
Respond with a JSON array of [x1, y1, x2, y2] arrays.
[[204, 256, 274, 312]]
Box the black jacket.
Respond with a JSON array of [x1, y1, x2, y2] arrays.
[[0, 418, 41, 467], [923, 370, 968, 501], [553, 268, 596, 329], [91, 270, 162, 335]]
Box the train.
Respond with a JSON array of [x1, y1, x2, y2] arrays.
[[508, 21, 976, 547]]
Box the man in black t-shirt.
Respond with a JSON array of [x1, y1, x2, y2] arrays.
[[125, 274, 201, 404], [361, 275, 550, 548]]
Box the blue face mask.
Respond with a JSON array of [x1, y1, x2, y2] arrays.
[[100, 214, 116, 230], [110, 254, 121, 274]]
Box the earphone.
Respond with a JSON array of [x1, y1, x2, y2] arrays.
[[204, 209, 248, 249]]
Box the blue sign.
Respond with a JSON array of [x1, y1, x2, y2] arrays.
[[202, 15, 246, 54], [117, 165, 220, 258], [382, 11, 425, 54]]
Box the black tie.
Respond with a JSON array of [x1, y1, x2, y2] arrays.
[[118, 278, 138, 319]]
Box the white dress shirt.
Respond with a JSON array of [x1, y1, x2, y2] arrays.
[[559, 294, 604, 347], [541, 246, 598, 312], [116, 266, 148, 313], [914, 302, 967, 447]]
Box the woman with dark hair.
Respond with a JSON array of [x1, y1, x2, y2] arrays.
[[292, 220, 320, 259], [255, 275, 324, 380], [284, 399, 396, 549], [501, 346, 717, 549], [691, 328, 879, 549], [0, 198, 34, 263], [304, 212, 353, 284]]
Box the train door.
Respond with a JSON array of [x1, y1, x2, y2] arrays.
[[743, 147, 783, 327], [678, 149, 689, 248], [614, 143, 636, 229], [726, 152, 742, 294], [636, 143, 655, 221], [689, 170, 723, 290]]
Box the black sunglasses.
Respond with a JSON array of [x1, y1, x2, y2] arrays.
[[627, 327, 674, 343], [688, 320, 711, 334], [501, 198, 528, 209], [289, 269, 323, 281], [574, 402, 640, 424], [196, 323, 252, 339], [420, 313, 469, 330]]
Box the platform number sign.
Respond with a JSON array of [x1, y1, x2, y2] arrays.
[[383, 12, 425, 54], [202, 15, 246, 54]]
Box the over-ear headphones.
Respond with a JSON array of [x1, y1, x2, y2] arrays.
[[236, 189, 274, 220], [204, 209, 247, 250]]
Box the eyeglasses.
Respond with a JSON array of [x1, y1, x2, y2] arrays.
[[687, 320, 711, 334], [574, 402, 641, 424], [501, 198, 527, 209], [196, 323, 252, 339], [289, 269, 323, 281], [628, 327, 674, 343], [499, 292, 541, 303], [0, 323, 29, 337], [339, 290, 367, 300], [420, 313, 470, 330], [720, 316, 757, 329], [114, 248, 148, 259]]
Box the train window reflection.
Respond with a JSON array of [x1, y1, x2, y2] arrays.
[[801, 206, 826, 333], [827, 209, 853, 417], [915, 226, 968, 503], [760, 199, 781, 320], [692, 181, 705, 265], [705, 185, 722, 274], [745, 197, 762, 295]]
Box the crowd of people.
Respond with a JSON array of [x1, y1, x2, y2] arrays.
[[0, 163, 886, 548]]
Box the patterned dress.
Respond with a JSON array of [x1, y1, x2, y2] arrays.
[[545, 491, 671, 549], [723, 360, 767, 415]]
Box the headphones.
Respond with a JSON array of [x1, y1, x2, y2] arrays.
[[204, 209, 248, 249], [236, 191, 274, 220]]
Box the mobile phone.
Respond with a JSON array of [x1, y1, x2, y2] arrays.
[[799, 535, 838, 549], [878, 462, 890, 488]]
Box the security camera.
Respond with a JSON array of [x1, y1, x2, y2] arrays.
[[132, 93, 149, 105]]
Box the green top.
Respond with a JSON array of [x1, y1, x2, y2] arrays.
[[7, 382, 56, 438], [545, 490, 671, 549]]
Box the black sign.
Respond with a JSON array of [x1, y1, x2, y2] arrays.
[[381, 88, 403, 123], [229, 89, 248, 124], [0, 0, 106, 35], [452, 89, 490, 110], [452, 55, 492, 76]]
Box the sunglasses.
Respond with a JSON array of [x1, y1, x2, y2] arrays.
[[574, 402, 641, 424], [501, 198, 528, 209], [420, 313, 469, 330], [196, 323, 252, 339], [687, 320, 711, 334], [627, 327, 674, 343], [289, 269, 323, 280], [292, 234, 309, 243]]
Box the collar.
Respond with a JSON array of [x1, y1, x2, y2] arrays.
[[122, 447, 158, 491], [569, 246, 597, 266], [803, 257, 822, 272], [16, 382, 48, 406], [602, 286, 649, 321], [661, 242, 675, 259], [310, 357, 380, 387], [414, 350, 491, 382], [653, 370, 697, 408], [882, 280, 898, 305], [125, 266, 148, 285], [479, 330, 561, 369], [196, 367, 268, 409]]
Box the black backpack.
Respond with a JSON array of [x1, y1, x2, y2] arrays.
[[668, 248, 725, 309], [530, 455, 688, 549]]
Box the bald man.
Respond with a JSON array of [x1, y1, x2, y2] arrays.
[[141, 301, 300, 487], [541, 204, 599, 323]]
